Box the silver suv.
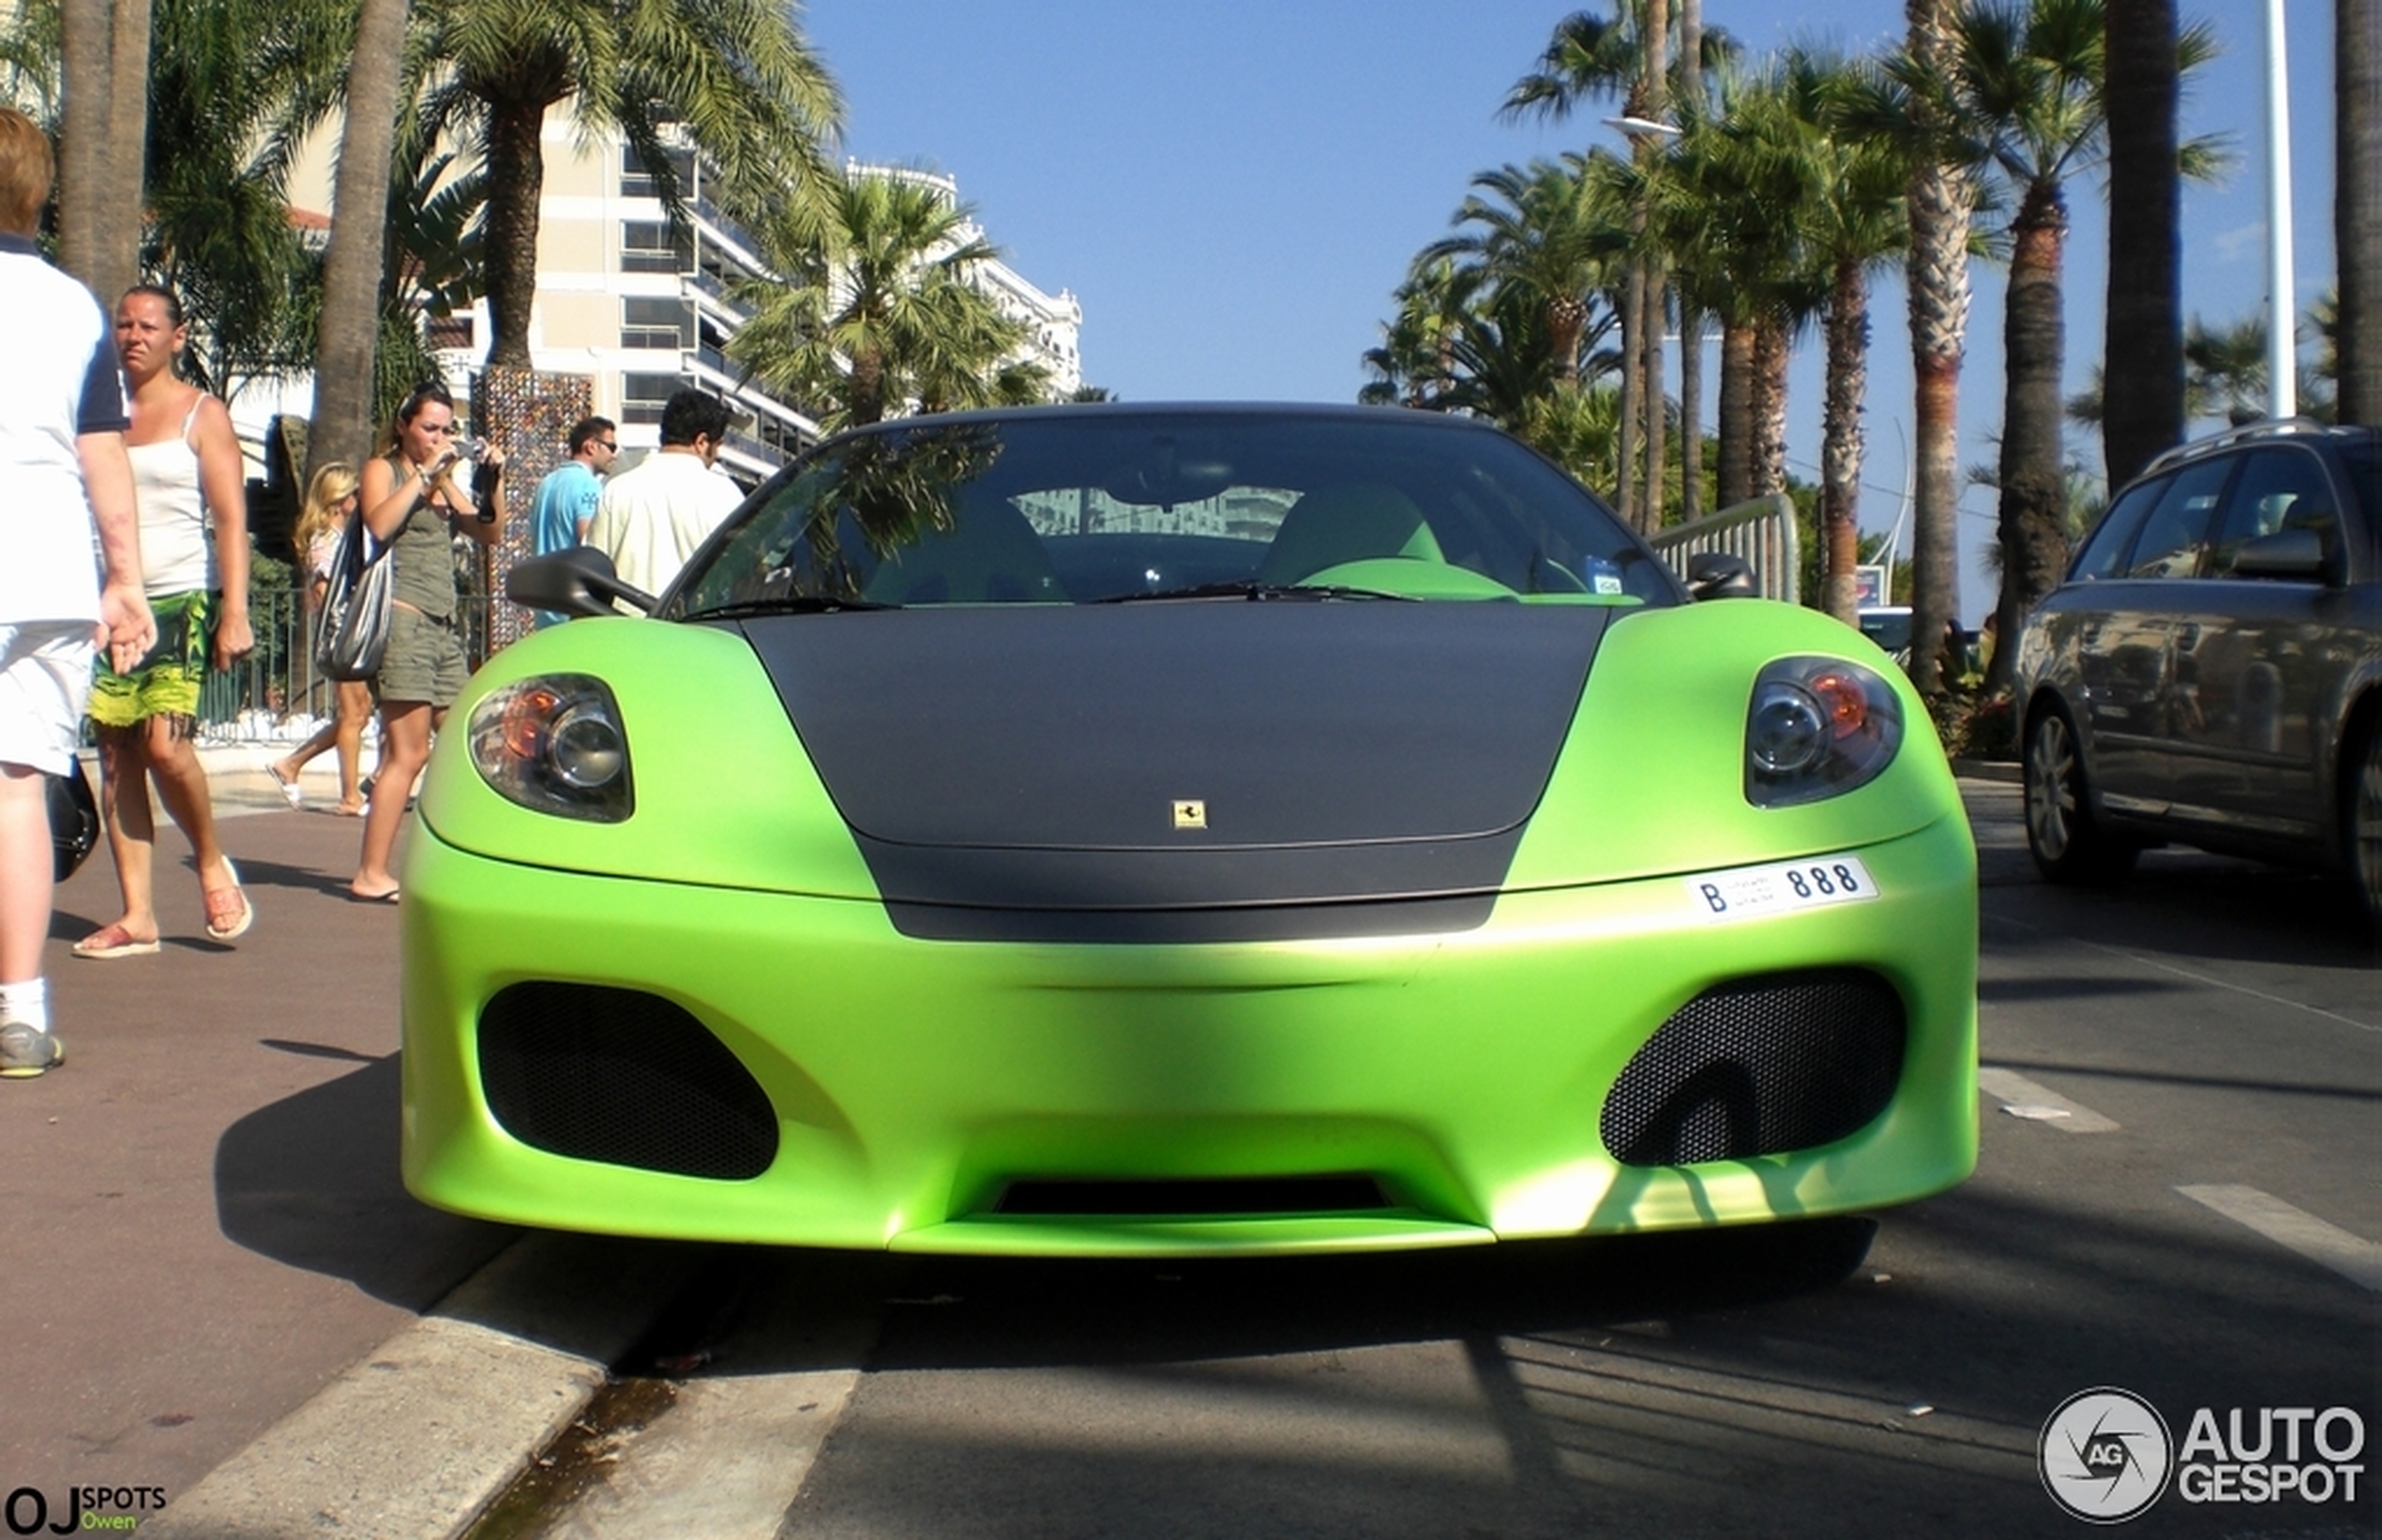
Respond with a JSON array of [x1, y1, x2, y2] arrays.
[[2012, 420, 2381, 927]]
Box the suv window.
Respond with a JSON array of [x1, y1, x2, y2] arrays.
[[2209, 446, 2340, 577], [2121, 457, 2235, 579], [2071, 476, 2165, 581]]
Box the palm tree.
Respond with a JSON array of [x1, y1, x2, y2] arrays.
[[414, 0, 841, 370], [142, 0, 354, 396], [1932, 0, 2215, 691], [306, 0, 413, 474], [53, 0, 146, 304], [1764, 51, 1909, 624], [1951, 0, 2110, 690], [2101, 0, 2182, 484], [1503, 5, 1737, 526], [2341, 0, 2380, 425], [1651, 62, 1828, 517], [728, 170, 1040, 433], [1897, 0, 1976, 696], [1423, 159, 1625, 400]]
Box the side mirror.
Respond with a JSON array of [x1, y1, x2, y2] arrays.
[[506, 546, 658, 618], [1685, 551, 1758, 601], [2230, 527, 2334, 583]]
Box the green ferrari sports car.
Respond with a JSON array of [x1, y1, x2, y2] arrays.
[[400, 403, 1976, 1256]]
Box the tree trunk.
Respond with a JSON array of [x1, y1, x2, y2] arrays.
[[2103, 0, 2183, 483], [1677, 0, 1704, 523], [55, 0, 112, 293], [1638, 0, 1669, 530], [95, 0, 147, 306], [2340, 0, 2381, 425], [482, 94, 551, 370], [1749, 317, 1787, 498], [1822, 257, 1869, 625], [1641, 262, 1666, 529], [307, 0, 412, 475], [849, 344, 885, 428], [1989, 184, 2072, 697], [1616, 264, 1643, 526], [1905, 0, 1972, 697], [1716, 319, 1754, 507]]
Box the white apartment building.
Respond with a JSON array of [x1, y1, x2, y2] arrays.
[[422, 128, 1083, 482], [253, 117, 1082, 487]]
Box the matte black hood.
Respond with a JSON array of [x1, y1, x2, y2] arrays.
[[739, 603, 1614, 940]]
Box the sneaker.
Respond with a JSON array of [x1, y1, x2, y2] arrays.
[[0, 1021, 64, 1078]]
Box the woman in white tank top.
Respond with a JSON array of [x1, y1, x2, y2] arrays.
[[71, 286, 255, 959]]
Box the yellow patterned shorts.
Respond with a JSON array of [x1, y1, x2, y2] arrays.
[[88, 589, 211, 731]]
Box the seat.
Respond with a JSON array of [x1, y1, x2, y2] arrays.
[[1255, 485, 1444, 584], [863, 497, 1063, 604]]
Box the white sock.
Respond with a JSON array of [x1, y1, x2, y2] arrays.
[[0, 977, 49, 1034]]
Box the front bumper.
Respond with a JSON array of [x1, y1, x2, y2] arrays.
[[400, 814, 1977, 1257]]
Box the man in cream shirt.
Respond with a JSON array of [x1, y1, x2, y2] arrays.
[[586, 389, 743, 598]]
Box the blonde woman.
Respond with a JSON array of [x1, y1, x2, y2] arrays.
[[266, 462, 374, 814], [73, 284, 252, 959]]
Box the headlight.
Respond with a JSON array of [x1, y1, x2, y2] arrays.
[[1743, 657, 1902, 807], [468, 674, 633, 822]]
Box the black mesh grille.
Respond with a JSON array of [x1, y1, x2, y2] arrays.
[[1601, 968, 1907, 1167], [994, 1176, 1393, 1216], [476, 983, 778, 1180]]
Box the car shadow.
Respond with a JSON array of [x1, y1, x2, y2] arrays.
[[214, 1050, 518, 1310]]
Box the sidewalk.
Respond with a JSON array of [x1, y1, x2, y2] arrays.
[[3, 782, 513, 1512]]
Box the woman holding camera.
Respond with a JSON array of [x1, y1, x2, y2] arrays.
[[349, 381, 505, 903]]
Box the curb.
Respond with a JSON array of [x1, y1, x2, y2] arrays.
[[1952, 758, 2021, 785], [146, 1234, 697, 1540]]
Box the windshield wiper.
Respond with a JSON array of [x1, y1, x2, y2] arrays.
[[683, 595, 899, 620], [1095, 581, 1416, 605]]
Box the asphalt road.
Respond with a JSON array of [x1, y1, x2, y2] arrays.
[[475, 781, 2379, 1540], [10, 765, 2377, 1539]]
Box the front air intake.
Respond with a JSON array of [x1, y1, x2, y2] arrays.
[[476, 982, 778, 1180], [1601, 968, 1907, 1167], [993, 1176, 1394, 1216]]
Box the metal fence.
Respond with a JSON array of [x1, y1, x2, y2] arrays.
[[194, 587, 495, 739], [1645, 492, 1801, 605]]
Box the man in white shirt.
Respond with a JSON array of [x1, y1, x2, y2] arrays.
[[586, 390, 744, 599], [0, 108, 155, 1079]]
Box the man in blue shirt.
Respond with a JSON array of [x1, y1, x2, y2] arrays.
[[526, 415, 616, 626]]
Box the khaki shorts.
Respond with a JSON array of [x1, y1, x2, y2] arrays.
[[0, 620, 95, 776], [374, 603, 468, 708]]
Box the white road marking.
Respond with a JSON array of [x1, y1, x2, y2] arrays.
[[1976, 1066, 2120, 1132], [2178, 1185, 2382, 1293]]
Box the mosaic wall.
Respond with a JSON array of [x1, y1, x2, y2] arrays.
[[471, 367, 594, 654]]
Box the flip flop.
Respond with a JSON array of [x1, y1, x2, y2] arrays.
[[204, 860, 254, 942], [265, 761, 303, 808], [72, 923, 160, 960], [349, 885, 401, 904], [331, 802, 367, 817]]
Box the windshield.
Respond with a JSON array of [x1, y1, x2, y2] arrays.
[[667, 410, 1677, 615]]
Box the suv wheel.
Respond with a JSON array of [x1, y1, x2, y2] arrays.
[[2024, 706, 2137, 884], [2352, 718, 2382, 932]]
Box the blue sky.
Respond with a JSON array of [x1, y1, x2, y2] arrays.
[[803, 1, 2340, 620]]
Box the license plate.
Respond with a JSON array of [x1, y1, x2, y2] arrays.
[[1685, 856, 1880, 922]]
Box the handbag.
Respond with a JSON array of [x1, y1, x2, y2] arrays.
[[312, 509, 397, 681], [47, 757, 98, 883]]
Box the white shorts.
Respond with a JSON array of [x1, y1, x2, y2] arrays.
[[0, 621, 97, 776]]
